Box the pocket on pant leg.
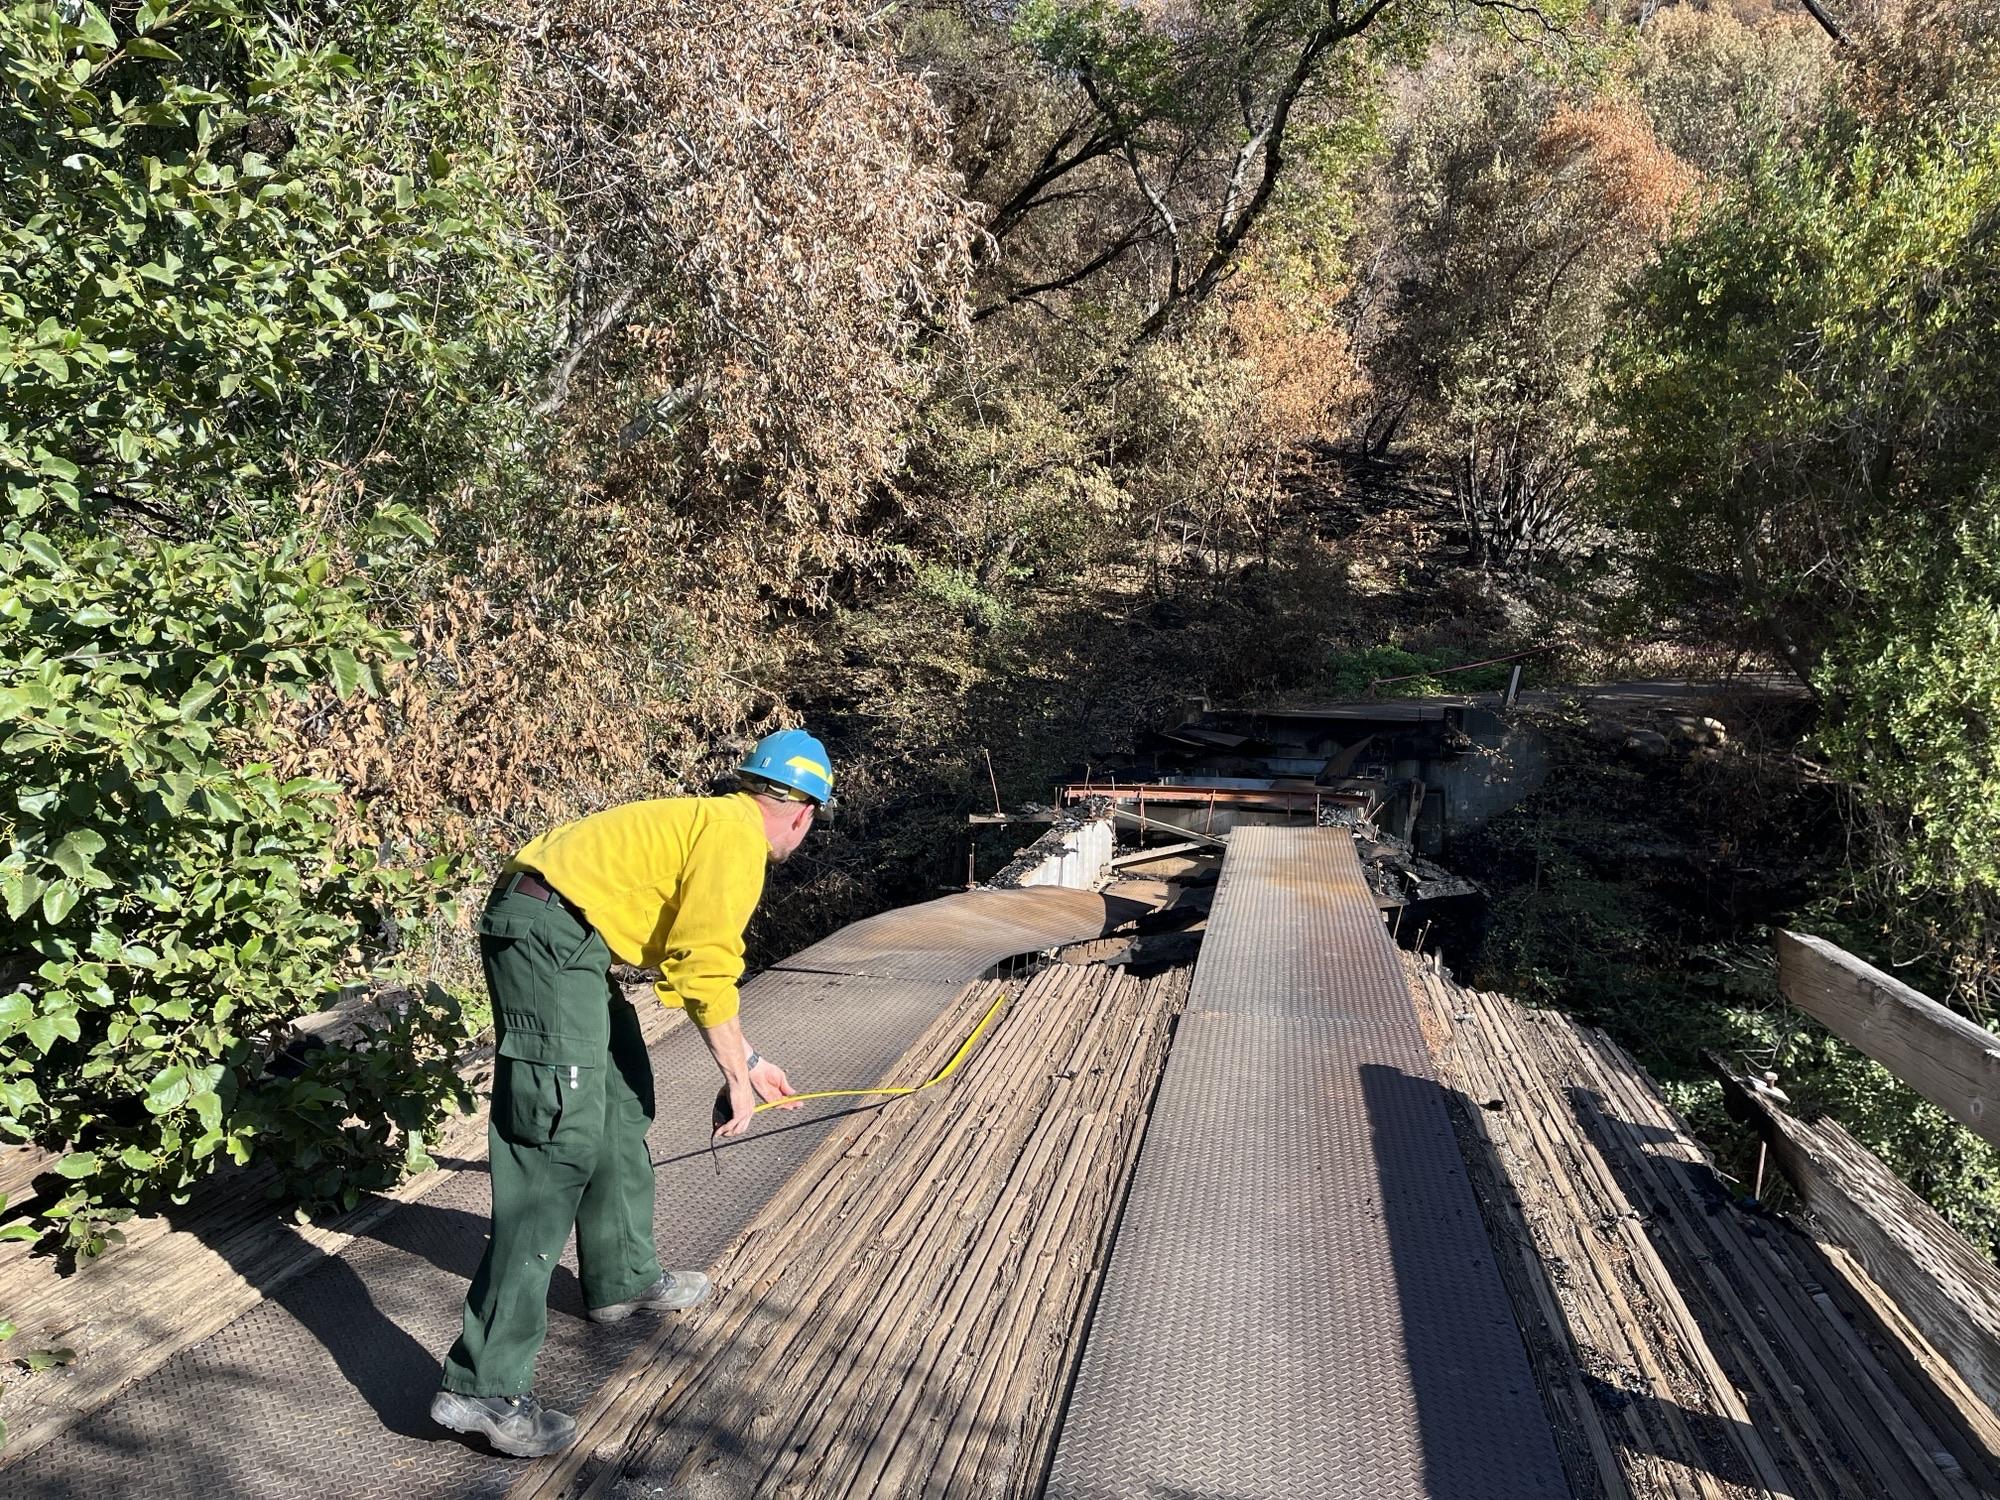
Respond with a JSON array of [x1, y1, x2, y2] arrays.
[[483, 901, 608, 1061], [478, 910, 548, 1009], [493, 1057, 571, 1147], [554, 920, 607, 976]]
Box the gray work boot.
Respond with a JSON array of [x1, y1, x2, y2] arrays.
[[429, 1389, 577, 1458], [586, 1270, 713, 1324]]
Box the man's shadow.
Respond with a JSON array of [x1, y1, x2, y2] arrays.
[[167, 1163, 587, 1446]]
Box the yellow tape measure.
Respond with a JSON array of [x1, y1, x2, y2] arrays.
[[748, 985, 1011, 1114]]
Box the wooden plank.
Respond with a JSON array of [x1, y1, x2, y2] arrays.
[[1108, 839, 1208, 868], [1491, 998, 1770, 1498], [1812, 1238, 2000, 1468], [1711, 1053, 2000, 1427], [0, 1146, 55, 1209], [1582, 1034, 1951, 1499], [1410, 955, 1769, 1499], [1409, 970, 1641, 1500], [1107, 807, 1226, 845], [1776, 930, 2000, 1150], [1410, 951, 2000, 1500]]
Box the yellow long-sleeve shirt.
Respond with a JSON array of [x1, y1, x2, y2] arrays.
[[510, 793, 769, 1028]]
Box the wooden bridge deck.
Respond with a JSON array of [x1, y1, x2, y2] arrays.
[[1410, 954, 2000, 1500], [7, 839, 1997, 1500]]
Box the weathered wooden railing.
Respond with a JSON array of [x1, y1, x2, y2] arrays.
[[1712, 931, 2000, 1421], [1776, 930, 2000, 1149]]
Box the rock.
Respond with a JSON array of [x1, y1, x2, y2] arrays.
[[1667, 713, 1729, 747], [1622, 728, 1670, 758]]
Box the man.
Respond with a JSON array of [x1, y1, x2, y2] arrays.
[[429, 729, 834, 1458]]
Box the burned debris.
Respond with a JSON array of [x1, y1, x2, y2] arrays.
[[1018, 700, 1514, 953]]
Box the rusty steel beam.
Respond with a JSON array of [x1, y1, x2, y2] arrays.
[[1059, 782, 1368, 813]]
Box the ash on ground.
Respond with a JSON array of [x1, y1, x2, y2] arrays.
[[985, 797, 1113, 889], [1318, 803, 1480, 907]]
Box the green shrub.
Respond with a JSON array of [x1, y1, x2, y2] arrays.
[[1323, 644, 1513, 698], [0, 0, 546, 1252], [1599, 116, 2000, 998], [0, 528, 468, 1253]]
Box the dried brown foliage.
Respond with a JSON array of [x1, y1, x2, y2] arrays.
[[1362, 56, 1703, 571], [273, 564, 778, 884], [1534, 99, 1703, 239], [1842, 0, 2000, 125], [479, 0, 973, 603], [282, 0, 982, 892], [1223, 274, 1370, 463]]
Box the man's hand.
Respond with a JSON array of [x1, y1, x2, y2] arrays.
[[749, 1055, 804, 1110], [698, 1015, 758, 1139], [713, 1074, 758, 1139]]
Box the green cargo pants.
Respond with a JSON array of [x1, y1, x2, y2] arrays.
[[440, 875, 663, 1397]]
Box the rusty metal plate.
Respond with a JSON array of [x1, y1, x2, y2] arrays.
[[775, 886, 1155, 981], [1046, 827, 1567, 1500]]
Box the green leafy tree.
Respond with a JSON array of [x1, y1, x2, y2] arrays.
[[0, 0, 550, 1251], [1599, 116, 2000, 998]]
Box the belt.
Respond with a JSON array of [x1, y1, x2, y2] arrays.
[[495, 868, 592, 931], [506, 869, 558, 903]]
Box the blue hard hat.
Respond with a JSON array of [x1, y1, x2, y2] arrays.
[[737, 728, 835, 805]]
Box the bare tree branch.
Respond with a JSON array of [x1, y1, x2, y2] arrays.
[[972, 221, 1153, 321], [1077, 72, 1185, 300], [980, 116, 1127, 251], [970, 0, 1469, 350], [1132, 6, 1377, 344], [534, 283, 636, 417], [1795, 0, 1849, 45]]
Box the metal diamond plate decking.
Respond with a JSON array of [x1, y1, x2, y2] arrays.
[[776, 886, 1154, 981], [1046, 826, 1569, 1500], [4, 889, 1143, 1500]]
